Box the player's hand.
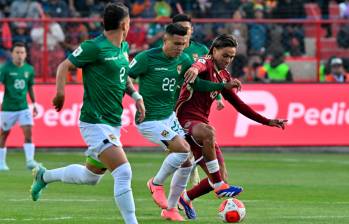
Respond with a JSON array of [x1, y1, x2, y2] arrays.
[[184, 67, 199, 84], [136, 98, 146, 122], [224, 79, 242, 92], [53, 93, 65, 112], [216, 100, 225, 111], [32, 105, 38, 118], [268, 119, 287, 130]]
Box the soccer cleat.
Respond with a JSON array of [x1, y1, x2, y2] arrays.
[[26, 160, 39, 170], [30, 165, 47, 201], [161, 208, 185, 221], [147, 177, 168, 209], [0, 163, 9, 171], [178, 194, 197, 219], [214, 183, 243, 198]]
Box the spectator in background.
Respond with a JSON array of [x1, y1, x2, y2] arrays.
[[30, 12, 65, 77], [154, 0, 172, 18], [42, 0, 69, 18], [210, 0, 239, 18], [12, 22, 32, 47], [339, 0, 349, 19], [10, 0, 42, 19], [147, 22, 166, 48], [225, 9, 248, 56], [248, 4, 268, 55], [325, 57, 349, 82], [281, 25, 305, 56], [86, 12, 103, 38], [263, 49, 293, 82], [126, 20, 149, 57], [272, 0, 305, 19]]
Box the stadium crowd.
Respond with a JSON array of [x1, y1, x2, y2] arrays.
[[0, 0, 349, 82]]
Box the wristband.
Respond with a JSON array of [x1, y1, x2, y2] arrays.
[[131, 91, 143, 101]]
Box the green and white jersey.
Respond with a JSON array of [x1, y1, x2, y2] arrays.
[[129, 47, 193, 122], [68, 34, 129, 126], [184, 40, 209, 61], [0, 62, 34, 111]]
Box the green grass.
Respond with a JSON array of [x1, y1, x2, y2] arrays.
[[0, 151, 349, 223]]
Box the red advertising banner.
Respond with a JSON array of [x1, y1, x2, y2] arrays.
[[2, 84, 349, 147]]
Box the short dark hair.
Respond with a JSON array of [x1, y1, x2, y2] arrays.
[[209, 34, 238, 54], [165, 23, 188, 36], [172, 14, 191, 23], [103, 2, 129, 31], [12, 42, 26, 51]]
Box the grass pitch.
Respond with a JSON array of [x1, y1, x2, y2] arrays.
[[0, 150, 348, 224]]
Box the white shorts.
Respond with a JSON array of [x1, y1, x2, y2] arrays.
[[137, 112, 185, 149], [79, 121, 122, 163], [0, 109, 34, 131]]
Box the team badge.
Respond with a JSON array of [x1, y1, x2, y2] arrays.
[[24, 72, 29, 78], [109, 134, 117, 141], [161, 130, 170, 138], [192, 53, 198, 61], [177, 65, 182, 74]]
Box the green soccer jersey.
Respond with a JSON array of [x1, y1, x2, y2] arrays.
[[0, 62, 34, 111], [68, 34, 129, 126], [129, 48, 193, 122], [184, 40, 209, 61]]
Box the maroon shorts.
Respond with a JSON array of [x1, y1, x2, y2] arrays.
[[182, 120, 225, 167]]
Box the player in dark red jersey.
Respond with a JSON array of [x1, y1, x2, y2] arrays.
[[175, 34, 287, 219]]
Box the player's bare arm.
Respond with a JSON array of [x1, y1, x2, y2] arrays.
[[184, 66, 199, 83], [126, 77, 145, 122], [53, 59, 76, 112], [268, 119, 288, 130], [223, 79, 242, 91], [28, 85, 38, 117]]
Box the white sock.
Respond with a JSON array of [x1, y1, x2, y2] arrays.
[[112, 162, 138, 224], [167, 166, 192, 209], [0, 147, 7, 165], [206, 159, 224, 188], [23, 143, 35, 162], [153, 152, 189, 185], [43, 164, 102, 185]]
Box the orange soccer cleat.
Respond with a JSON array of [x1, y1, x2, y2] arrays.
[[161, 208, 185, 221], [147, 177, 168, 209]]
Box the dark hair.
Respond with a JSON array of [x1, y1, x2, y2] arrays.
[[172, 14, 191, 23], [209, 34, 238, 54], [103, 2, 129, 31], [12, 42, 26, 51], [165, 23, 188, 36]]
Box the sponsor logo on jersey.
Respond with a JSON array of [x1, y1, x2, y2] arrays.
[[177, 65, 182, 74], [9, 73, 18, 76], [161, 130, 170, 138], [105, 56, 119, 61], [154, 67, 169, 71], [192, 53, 199, 61]]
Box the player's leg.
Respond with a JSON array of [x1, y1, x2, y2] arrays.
[[98, 145, 138, 224], [21, 125, 38, 169], [0, 129, 10, 171], [138, 118, 190, 209], [0, 111, 18, 171], [191, 123, 242, 197], [19, 108, 38, 169]]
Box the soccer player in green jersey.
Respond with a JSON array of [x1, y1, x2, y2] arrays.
[[129, 23, 238, 221], [0, 42, 39, 171], [30, 3, 144, 224]]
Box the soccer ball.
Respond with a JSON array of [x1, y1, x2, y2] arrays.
[[218, 198, 246, 223]]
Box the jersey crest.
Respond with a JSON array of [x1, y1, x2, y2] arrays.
[[24, 72, 29, 79]]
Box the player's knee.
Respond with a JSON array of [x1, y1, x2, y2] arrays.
[[112, 163, 132, 196], [85, 169, 103, 185], [202, 126, 216, 144]]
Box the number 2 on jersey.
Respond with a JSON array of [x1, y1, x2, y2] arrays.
[[120, 67, 126, 83]]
